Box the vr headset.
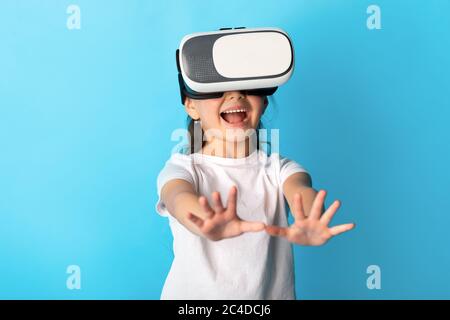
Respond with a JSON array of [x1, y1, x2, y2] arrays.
[[176, 27, 295, 105]]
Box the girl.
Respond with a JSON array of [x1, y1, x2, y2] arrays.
[[155, 90, 355, 299]]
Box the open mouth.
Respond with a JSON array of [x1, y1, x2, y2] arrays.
[[220, 109, 249, 125]]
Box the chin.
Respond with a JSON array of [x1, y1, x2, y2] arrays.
[[222, 127, 259, 142]]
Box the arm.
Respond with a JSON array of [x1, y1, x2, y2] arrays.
[[282, 172, 325, 217], [266, 172, 356, 246], [160, 178, 207, 237], [160, 179, 265, 241]]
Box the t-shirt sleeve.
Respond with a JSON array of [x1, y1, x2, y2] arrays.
[[155, 153, 197, 217], [278, 154, 310, 187]]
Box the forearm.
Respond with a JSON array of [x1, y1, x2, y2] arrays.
[[285, 186, 322, 217], [161, 180, 208, 237], [167, 191, 208, 237], [283, 172, 325, 217]]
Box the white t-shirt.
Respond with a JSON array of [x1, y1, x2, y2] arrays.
[[155, 148, 309, 300]]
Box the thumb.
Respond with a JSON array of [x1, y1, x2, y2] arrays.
[[239, 220, 266, 233]]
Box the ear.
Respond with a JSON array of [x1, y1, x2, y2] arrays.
[[184, 97, 200, 120]]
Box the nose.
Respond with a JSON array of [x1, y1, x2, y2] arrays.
[[224, 90, 245, 100]]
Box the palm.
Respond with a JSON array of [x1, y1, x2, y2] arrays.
[[187, 186, 265, 241], [266, 190, 355, 246]]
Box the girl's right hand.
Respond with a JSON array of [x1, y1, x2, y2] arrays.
[[187, 186, 266, 241]]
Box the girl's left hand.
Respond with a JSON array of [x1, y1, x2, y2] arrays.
[[265, 190, 355, 246]]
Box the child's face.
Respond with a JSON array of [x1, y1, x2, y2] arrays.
[[184, 91, 268, 142]]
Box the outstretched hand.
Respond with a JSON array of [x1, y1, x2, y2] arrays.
[[187, 186, 266, 241], [266, 190, 355, 246]]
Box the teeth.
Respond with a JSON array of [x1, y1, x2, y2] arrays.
[[222, 109, 246, 114]]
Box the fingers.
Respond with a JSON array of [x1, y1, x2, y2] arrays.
[[227, 186, 237, 214], [212, 191, 225, 213], [187, 212, 205, 229], [320, 199, 341, 225], [329, 223, 356, 236], [239, 220, 266, 233], [292, 192, 306, 222], [309, 190, 327, 220], [265, 225, 288, 238], [198, 195, 215, 219]]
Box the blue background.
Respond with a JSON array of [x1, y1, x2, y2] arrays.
[[1, 0, 449, 299]]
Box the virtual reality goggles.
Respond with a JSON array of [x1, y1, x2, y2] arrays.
[[176, 27, 295, 104]]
